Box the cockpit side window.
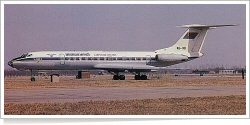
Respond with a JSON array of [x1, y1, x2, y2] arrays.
[[26, 54, 32, 57]]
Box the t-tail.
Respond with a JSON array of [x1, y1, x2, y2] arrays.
[[155, 24, 238, 58]]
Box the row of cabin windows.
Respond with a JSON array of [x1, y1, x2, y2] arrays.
[[63, 57, 154, 61]]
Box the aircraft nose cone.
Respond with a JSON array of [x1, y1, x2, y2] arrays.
[[8, 60, 13, 67]]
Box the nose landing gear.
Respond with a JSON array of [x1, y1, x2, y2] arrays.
[[31, 77, 36, 81], [30, 70, 36, 82]]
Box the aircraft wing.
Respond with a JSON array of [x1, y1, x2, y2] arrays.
[[93, 63, 165, 72]]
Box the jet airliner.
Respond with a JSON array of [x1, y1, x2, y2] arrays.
[[8, 24, 237, 81]]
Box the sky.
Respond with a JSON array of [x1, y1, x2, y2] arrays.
[[3, 3, 247, 70]]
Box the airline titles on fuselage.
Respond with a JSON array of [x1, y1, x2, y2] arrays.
[[65, 53, 90, 56], [64, 53, 117, 57], [94, 54, 117, 56]]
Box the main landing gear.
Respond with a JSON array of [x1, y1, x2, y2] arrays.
[[134, 74, 147, 80], [110, 71, 148, 80], [113, 75, 125, 80]]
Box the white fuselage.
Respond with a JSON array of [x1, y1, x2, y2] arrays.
[[9, 51, 189, 71]]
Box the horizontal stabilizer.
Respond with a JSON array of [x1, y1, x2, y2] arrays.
[[178, 24, 239, 28]]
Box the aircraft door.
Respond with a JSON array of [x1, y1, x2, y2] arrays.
[[59, 54, 65, 65], [108, 55, 112, 61], [146, 55, 151, 65]]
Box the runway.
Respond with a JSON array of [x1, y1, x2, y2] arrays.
[[4, 85, 245, 103]]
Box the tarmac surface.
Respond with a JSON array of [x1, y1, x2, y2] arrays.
[[4, 85, 246, 103]]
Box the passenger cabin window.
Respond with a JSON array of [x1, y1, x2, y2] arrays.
[[136, 57, 141, 60], [35, 58, 42, 61], [88, 57, 93, 60], [100, 57, 105, 60], [117, 57, 122, 60]]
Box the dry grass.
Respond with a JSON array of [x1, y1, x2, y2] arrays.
[[4, 75, 246, 89], [4, 95, 245, 115], [4, 75, 246, 115]]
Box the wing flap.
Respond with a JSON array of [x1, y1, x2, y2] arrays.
[[94, 63, 163, 72]]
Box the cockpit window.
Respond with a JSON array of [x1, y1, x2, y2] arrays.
[[26, 54, 32, 57], [12, 53, 29, 61], [20, 53, 28, 58]]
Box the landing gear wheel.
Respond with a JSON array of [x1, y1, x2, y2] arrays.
[[135, 75, 141, 80], [113, 75, 125, 80], [134, 75, 148, 80], [119, 75, 125, 80], [141, 75, 147, 80], [31, 77, 36, 82], [30, 70, 35, 82], [113, 75, 119, 80]]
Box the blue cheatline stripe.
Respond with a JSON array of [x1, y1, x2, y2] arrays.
[[17, 57, 157, 61], [42, 57, 60, 60]]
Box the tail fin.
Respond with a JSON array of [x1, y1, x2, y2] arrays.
[[155, 24, 238, 57]]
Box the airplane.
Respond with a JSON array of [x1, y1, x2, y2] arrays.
[[8, 24, 237, 81]]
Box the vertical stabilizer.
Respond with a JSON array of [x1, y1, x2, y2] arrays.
[[155, 24, 238, 57]]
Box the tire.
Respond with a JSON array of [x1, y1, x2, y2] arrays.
[[140, 75, 147, 80], [31, 77, 36, 82], [134, 75, 141, 80], [113, 75, 119, 80], [119, 75, 125, 80]]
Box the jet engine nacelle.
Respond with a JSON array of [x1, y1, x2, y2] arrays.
[[155, 54, 188, 62]]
